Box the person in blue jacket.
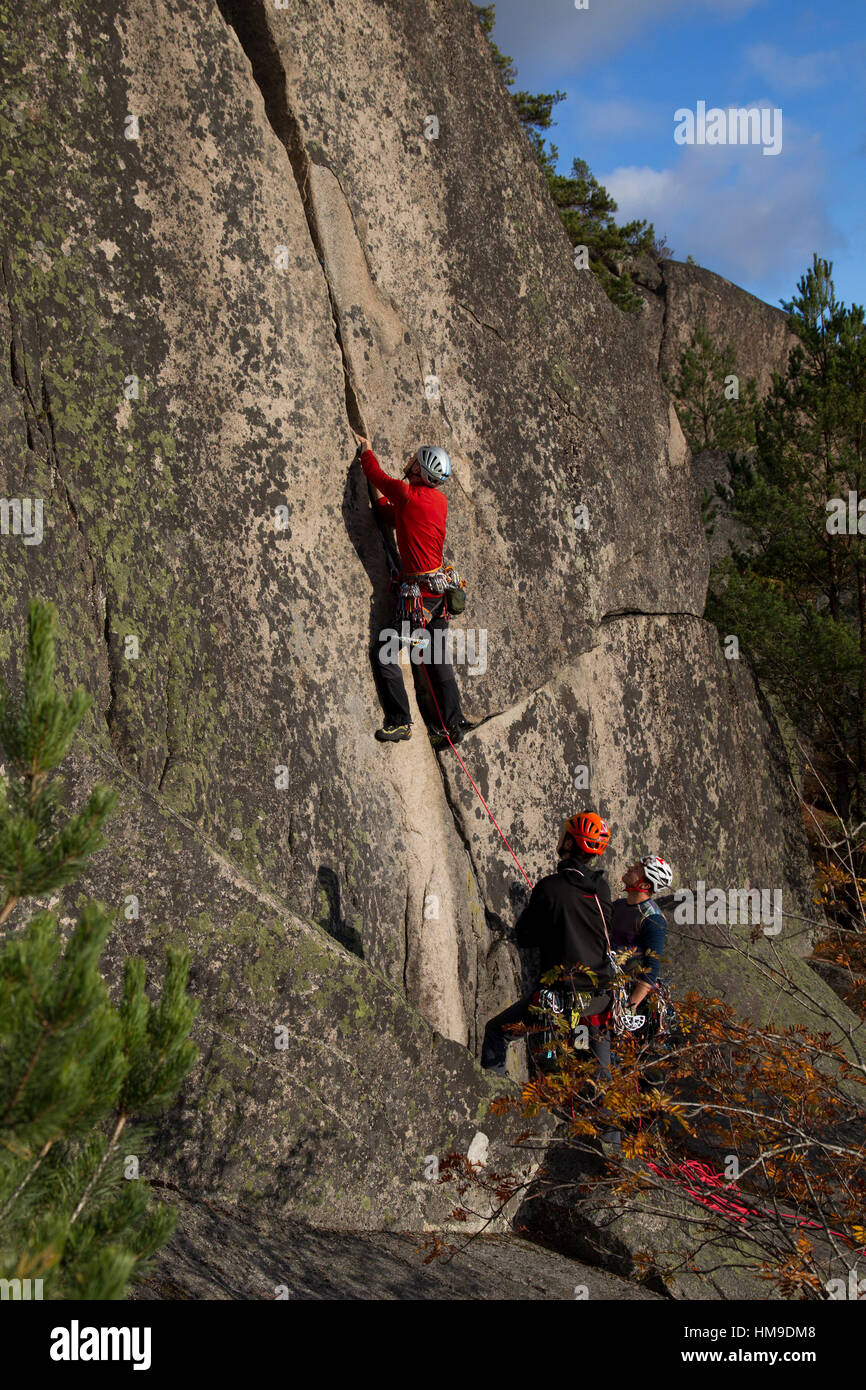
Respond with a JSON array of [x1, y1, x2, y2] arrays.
[[611, 854, 673, 1020]]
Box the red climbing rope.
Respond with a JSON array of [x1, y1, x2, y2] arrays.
[[645, 1158, 860, 1246], [418, 661, 534, 890], [646, 1159, 753, 1223]]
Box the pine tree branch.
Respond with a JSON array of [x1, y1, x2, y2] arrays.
[[2, 1028, 50, 1124], [69, 1111, 127, 1226], [2, 954, 52, 1123], [0, 1138, 54, 1223]]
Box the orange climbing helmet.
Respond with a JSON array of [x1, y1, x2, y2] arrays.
[[561, 811, 610, 856]]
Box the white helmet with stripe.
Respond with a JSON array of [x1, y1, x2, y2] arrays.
[[641, 855, 673, 891]]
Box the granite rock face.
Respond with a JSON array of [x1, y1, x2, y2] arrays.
[[635, 255, 799, 395], [129, 1187, 661, 1301], [0, 0, 855, 1242], [634, 255, 802, 539]]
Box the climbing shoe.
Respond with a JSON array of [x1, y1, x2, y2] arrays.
[[429, 721, 465, 751], [375, 723, 411, 743]]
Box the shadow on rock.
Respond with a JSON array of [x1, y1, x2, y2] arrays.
[[316, 865, 364, 958]]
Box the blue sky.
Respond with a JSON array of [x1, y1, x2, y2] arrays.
[[485, 0, 865, 312]]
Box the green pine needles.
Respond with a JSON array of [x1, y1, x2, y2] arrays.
[[665, 321, 759, 454], [707, 258, 866, 822], [474, 5, 658, 313], [0, 603, 117, 927], [0, 600, 198, 1299]]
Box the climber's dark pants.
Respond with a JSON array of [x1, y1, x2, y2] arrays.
[[590, 1025, 620, 1145], [483, 994, 618, 1144], [481, 994, 536, 1069], [481, 992, 612, 1078], [372, 596, 463, 730], [588, 1022, 612, 1083]]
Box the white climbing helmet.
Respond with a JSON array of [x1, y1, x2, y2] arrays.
[[640, 854, 673, 892], [416, 444, 451, 485]]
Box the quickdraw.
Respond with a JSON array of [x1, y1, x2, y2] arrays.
[[527, 992, 591, 1074], [395, 581, 433, 627], [395, 564, 466, 627], [590, 894, 676, 1039], [527, 975, 601, 1073]]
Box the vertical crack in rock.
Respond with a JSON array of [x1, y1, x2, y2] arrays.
[[433, 747, 503, 1028], [215, 0, 366, 435], [402, 881, 411, 995], [158, 745, 172, 793], [103, 590, 119, 745], [3, 251, 39, 457], [157, 657, 177, 793], [657, 261, 669, 374], [3, 245, 117, 737], [34, 318, 121, 748], [435, 753, 480, 885], [471, 901, 483, 1058]]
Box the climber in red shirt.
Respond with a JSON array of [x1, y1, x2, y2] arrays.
[[354, 431, 466, 746]]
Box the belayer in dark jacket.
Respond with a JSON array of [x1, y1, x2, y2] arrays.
[[481, 811, 615, 1082]]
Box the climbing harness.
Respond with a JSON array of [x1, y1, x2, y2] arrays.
[[395, 564, 466, 627], [432, 563, 467, 616], [404, 563, 464, 595], [525, 902, 621, 1077], [523, 982, 596, 1075]]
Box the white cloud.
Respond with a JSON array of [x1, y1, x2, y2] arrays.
[[600, 118, 837, 283], [744, 42, 856, 92], [489, 0, 763, 71], [603, 165, 683, 215]]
